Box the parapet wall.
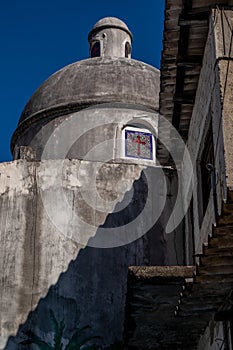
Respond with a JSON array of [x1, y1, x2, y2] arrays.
[[0, 158, 179, 349]]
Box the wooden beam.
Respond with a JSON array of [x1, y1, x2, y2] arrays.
[[179, 19, 208, 26], [174, 93, 195, 104], [179, 10, 210, 25], [177, 55, 203, 66]]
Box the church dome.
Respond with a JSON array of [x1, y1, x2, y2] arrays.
[[12, 17, 160, 160], [18, 57, 160, 126]]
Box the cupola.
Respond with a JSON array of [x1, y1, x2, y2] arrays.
[[88, 17, 132, 58]]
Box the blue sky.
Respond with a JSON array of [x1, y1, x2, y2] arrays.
[[0, 0, 165, 162]]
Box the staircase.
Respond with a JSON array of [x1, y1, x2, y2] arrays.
[[124, 192, 233, 349], [175, 191, 233, 345]]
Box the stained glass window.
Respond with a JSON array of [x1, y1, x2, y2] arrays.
[[125, 129, 153, 160]]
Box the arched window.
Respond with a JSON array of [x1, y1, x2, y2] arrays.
[[91, 41, 100, 57], [125, 42, 131, 58], [123, 126, 155, 161]]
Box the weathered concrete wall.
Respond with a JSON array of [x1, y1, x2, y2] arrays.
[[184, 9, 233, 254], [184, 25, 217, 253], [215, 9, 233, 187], [0, 158, 180, 349], [0, 160, 82, 349]]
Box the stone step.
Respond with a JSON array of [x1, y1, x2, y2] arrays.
[[227, 190, 233, 203], [158, 344, 198, 350], [180, 286, 229, 299], [197, 264, 233, 276], [203, 246, 233, 256], [176, 303, 218, 317], [200, 254, 233, 267], [195, 274, 233, 284], [217, 214, 233, 226], [181, 279, 233, 299], [222, 203, 233, 214], [208, 236, 233, 248], [144, 338, 200, 350], [178, 295, 226, 307], [213, 225, 233, 237], [176, 300, 222, 313]]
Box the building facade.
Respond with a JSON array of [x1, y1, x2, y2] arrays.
[[125, 1, 233, 349], [1, 2, 233, 349]]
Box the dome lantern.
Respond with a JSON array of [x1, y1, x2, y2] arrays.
[[88, 17, 133, 58]]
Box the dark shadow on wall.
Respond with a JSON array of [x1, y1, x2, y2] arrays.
[[4, 168, 181, 350]]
